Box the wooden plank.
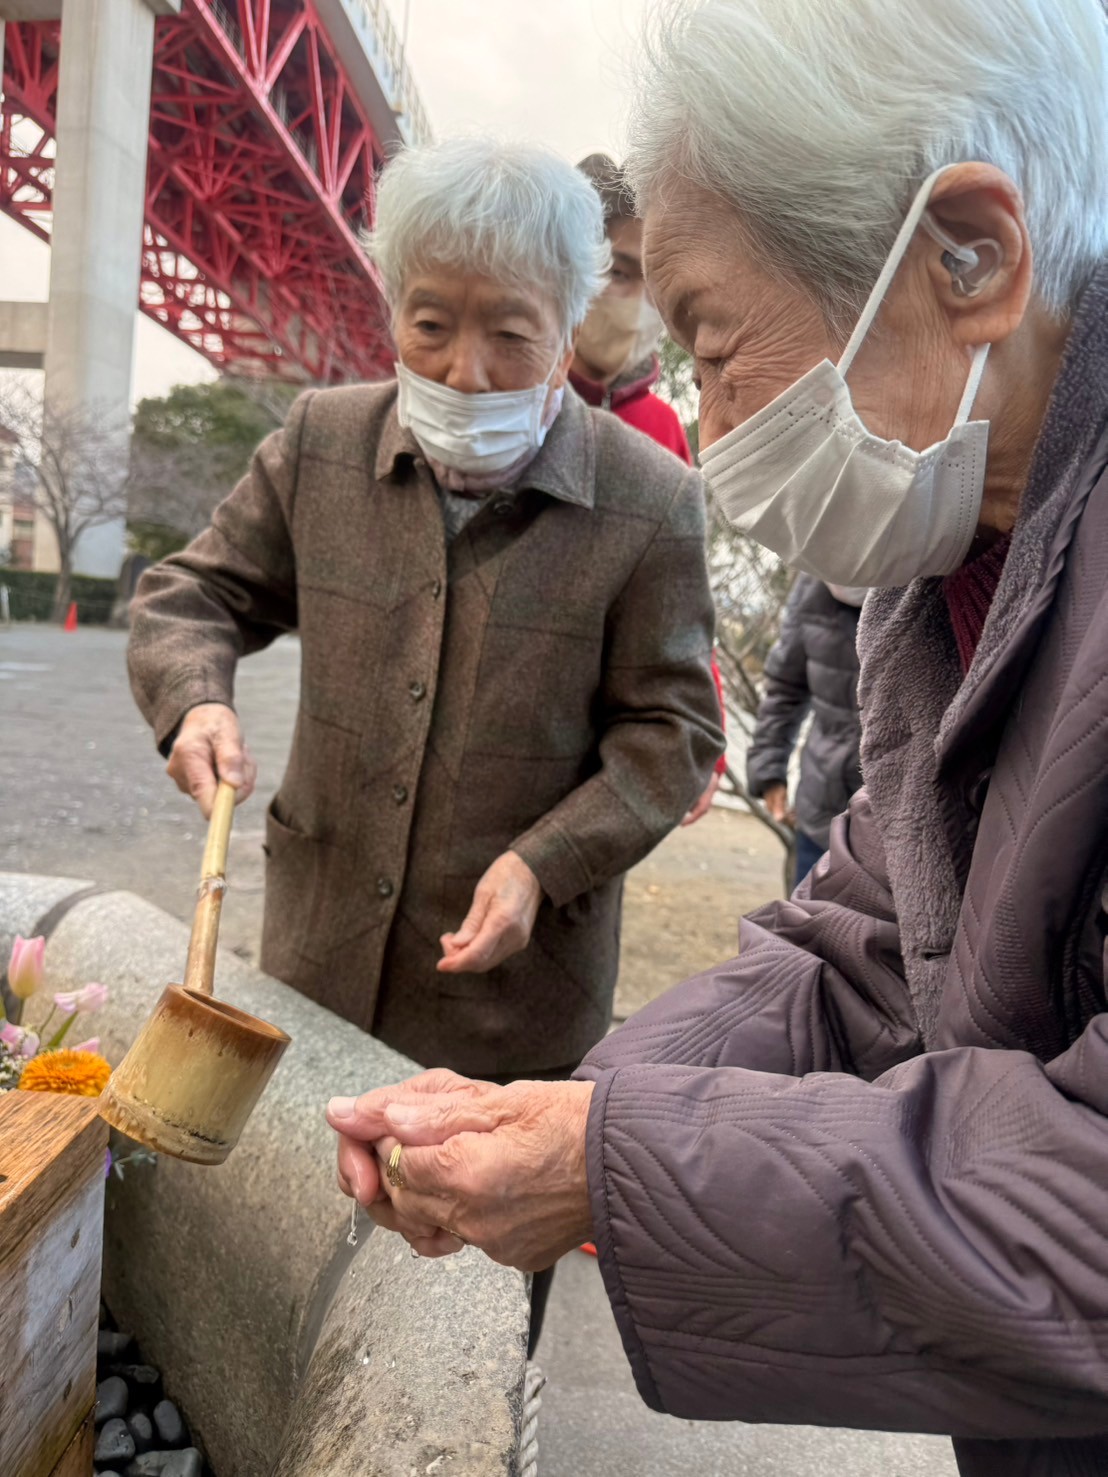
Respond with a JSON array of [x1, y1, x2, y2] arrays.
[[0, 1093, 105, 1263], [48, 1410, 93, 1477], [0, 1094, 107, 1477]]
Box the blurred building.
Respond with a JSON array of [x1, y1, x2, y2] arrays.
[[0, 424, 35, 570]]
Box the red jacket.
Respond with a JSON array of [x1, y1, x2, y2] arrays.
[[571, 358, 726, 773], [569, 360, 693, 466]]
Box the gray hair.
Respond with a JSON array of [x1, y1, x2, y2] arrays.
[[368, 137, 611, 335], [627, 0, 1108, 324]]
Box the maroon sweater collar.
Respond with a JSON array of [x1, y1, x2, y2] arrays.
[[569, 354, 660, 410]]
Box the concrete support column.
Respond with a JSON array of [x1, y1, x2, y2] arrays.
[[36, 0, 156, 578]]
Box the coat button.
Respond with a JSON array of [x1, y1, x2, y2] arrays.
[[432, 578, 442, 599], [393, 784, 409, 804], [377, 877, 394, 898], [492, 498, 512, 517], [409, 680, 426, 701]]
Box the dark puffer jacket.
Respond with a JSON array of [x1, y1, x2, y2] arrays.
[[746, 576, 862, 846]]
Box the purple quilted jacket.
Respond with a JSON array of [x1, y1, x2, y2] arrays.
[[577, 266, 1108, 1477]]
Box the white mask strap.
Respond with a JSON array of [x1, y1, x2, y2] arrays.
[[954, 342, 990, 425], [837, 166, 951, 376], [837, 166, 992, 424]]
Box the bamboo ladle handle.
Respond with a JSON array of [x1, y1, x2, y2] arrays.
[[183, 780, 237, 996]]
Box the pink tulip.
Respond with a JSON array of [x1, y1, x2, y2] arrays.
[[7, 936, 45, 1001], [19, 1031, 39, 1059], [72, 1037, 100, 1054], [53, 982, 109, 1015]]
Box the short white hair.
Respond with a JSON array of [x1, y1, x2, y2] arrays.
[[627, 0, 1108, 323], [368, 137, 610, 335]]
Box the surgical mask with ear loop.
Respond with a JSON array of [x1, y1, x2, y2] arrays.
[[699, 169, 1003, 589], [396, 351, 565, 477]]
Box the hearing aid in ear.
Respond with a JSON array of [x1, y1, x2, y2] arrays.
[[921, 211, 1002, 298]]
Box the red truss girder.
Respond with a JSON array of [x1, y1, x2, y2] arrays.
[[0, 3, 398, 384], [0, 21, 56, 246]]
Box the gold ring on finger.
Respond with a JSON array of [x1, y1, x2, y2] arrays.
[[386, 1143, 407, 1190]]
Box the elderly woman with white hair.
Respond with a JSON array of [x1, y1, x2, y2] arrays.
[[330, 0, 1108, 1471], [128, 144, 722, 1125]]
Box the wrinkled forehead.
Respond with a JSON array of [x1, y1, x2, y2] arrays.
[[641, 188, 733, 336], [642, 179, 812, 347]]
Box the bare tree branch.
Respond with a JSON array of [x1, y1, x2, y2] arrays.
[[651, 339, 797, 879], [0, 379, 132, 620]]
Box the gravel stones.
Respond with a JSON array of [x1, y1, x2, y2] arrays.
[[153, 1400, 186, 1449], [111, 1363, 161, 1389], [123, 1452, 202, 1477], [105, 1363, 163, 1415], [164, 1452, 202, 1477], [96, 1377, 129, 1425], [122, 1457, 170, 1477], [98, 1330, 135, 1362], [96, 1305, 211, 1477], [95, 1419, 136, 1466], [128, 1412, 154, 1454]]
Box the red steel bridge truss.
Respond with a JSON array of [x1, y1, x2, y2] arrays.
[[0, 1, 402, 383]]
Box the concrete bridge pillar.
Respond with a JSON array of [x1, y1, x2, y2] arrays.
[[36, 0, 158, 577], [0, 0, 177, 577]]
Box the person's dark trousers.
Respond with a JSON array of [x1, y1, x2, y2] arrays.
[[486, 1061, 580, 1358], [794, 829, 825, 890]]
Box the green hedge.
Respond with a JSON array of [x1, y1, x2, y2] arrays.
[[0, 569, 117, 624]]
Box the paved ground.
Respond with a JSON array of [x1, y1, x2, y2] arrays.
[[0, 624, 957, 1477]]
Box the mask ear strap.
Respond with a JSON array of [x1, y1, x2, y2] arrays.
[[955, 342, 990, 424], [837, 166, 952, 377]]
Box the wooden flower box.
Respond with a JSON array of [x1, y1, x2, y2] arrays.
[[0, 1093, 109, 1477]]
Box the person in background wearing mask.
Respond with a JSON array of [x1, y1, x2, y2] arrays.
[[128, 136, 722, 1087], [747, 576, 863, 888], [328, 3, 1108, 1471], [570, 153, 691, 455], [574, 151, 728, 825]]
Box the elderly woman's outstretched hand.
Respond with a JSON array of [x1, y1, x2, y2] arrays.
[[326, 1070, 595, 1271]]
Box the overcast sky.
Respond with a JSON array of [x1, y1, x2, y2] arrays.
[[0, 0, 652, 402]]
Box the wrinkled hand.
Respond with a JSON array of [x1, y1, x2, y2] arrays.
[[682, 770, 721, 827], [762, 781, 795, 827], [166, 702, 257, 819], [438, 851, 543, 975], [326, 1069, 595, 1271]]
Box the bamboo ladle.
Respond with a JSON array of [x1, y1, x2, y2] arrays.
[[99, 781, 291, 1165]]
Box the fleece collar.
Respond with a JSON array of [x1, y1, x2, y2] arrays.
[[569, 353, 660, 410]]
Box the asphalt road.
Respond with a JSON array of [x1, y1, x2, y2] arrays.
[[0, 623, 958, 1477]]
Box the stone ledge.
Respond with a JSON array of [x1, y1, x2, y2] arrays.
[[0, 873, 529, 1476]]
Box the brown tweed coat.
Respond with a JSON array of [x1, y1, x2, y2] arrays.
[[128, 381, 723, 1075]]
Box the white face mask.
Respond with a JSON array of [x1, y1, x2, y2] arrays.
[[828, 583, 868, 608], [396, 357, 563, 476], [699, 169, 1000, 589]]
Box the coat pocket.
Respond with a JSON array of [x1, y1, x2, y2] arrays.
[[261, 797, 330, 976]]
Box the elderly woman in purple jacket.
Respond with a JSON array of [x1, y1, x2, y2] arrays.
[[327, 0, 1108, 1471]]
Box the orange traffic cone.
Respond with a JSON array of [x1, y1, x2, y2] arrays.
[[63, 602, 78, 632]]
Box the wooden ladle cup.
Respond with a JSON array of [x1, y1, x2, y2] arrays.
[[99, 782, 291, 1165]]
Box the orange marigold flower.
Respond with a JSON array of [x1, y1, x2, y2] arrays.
[[19, 1049, 112, 1097]]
